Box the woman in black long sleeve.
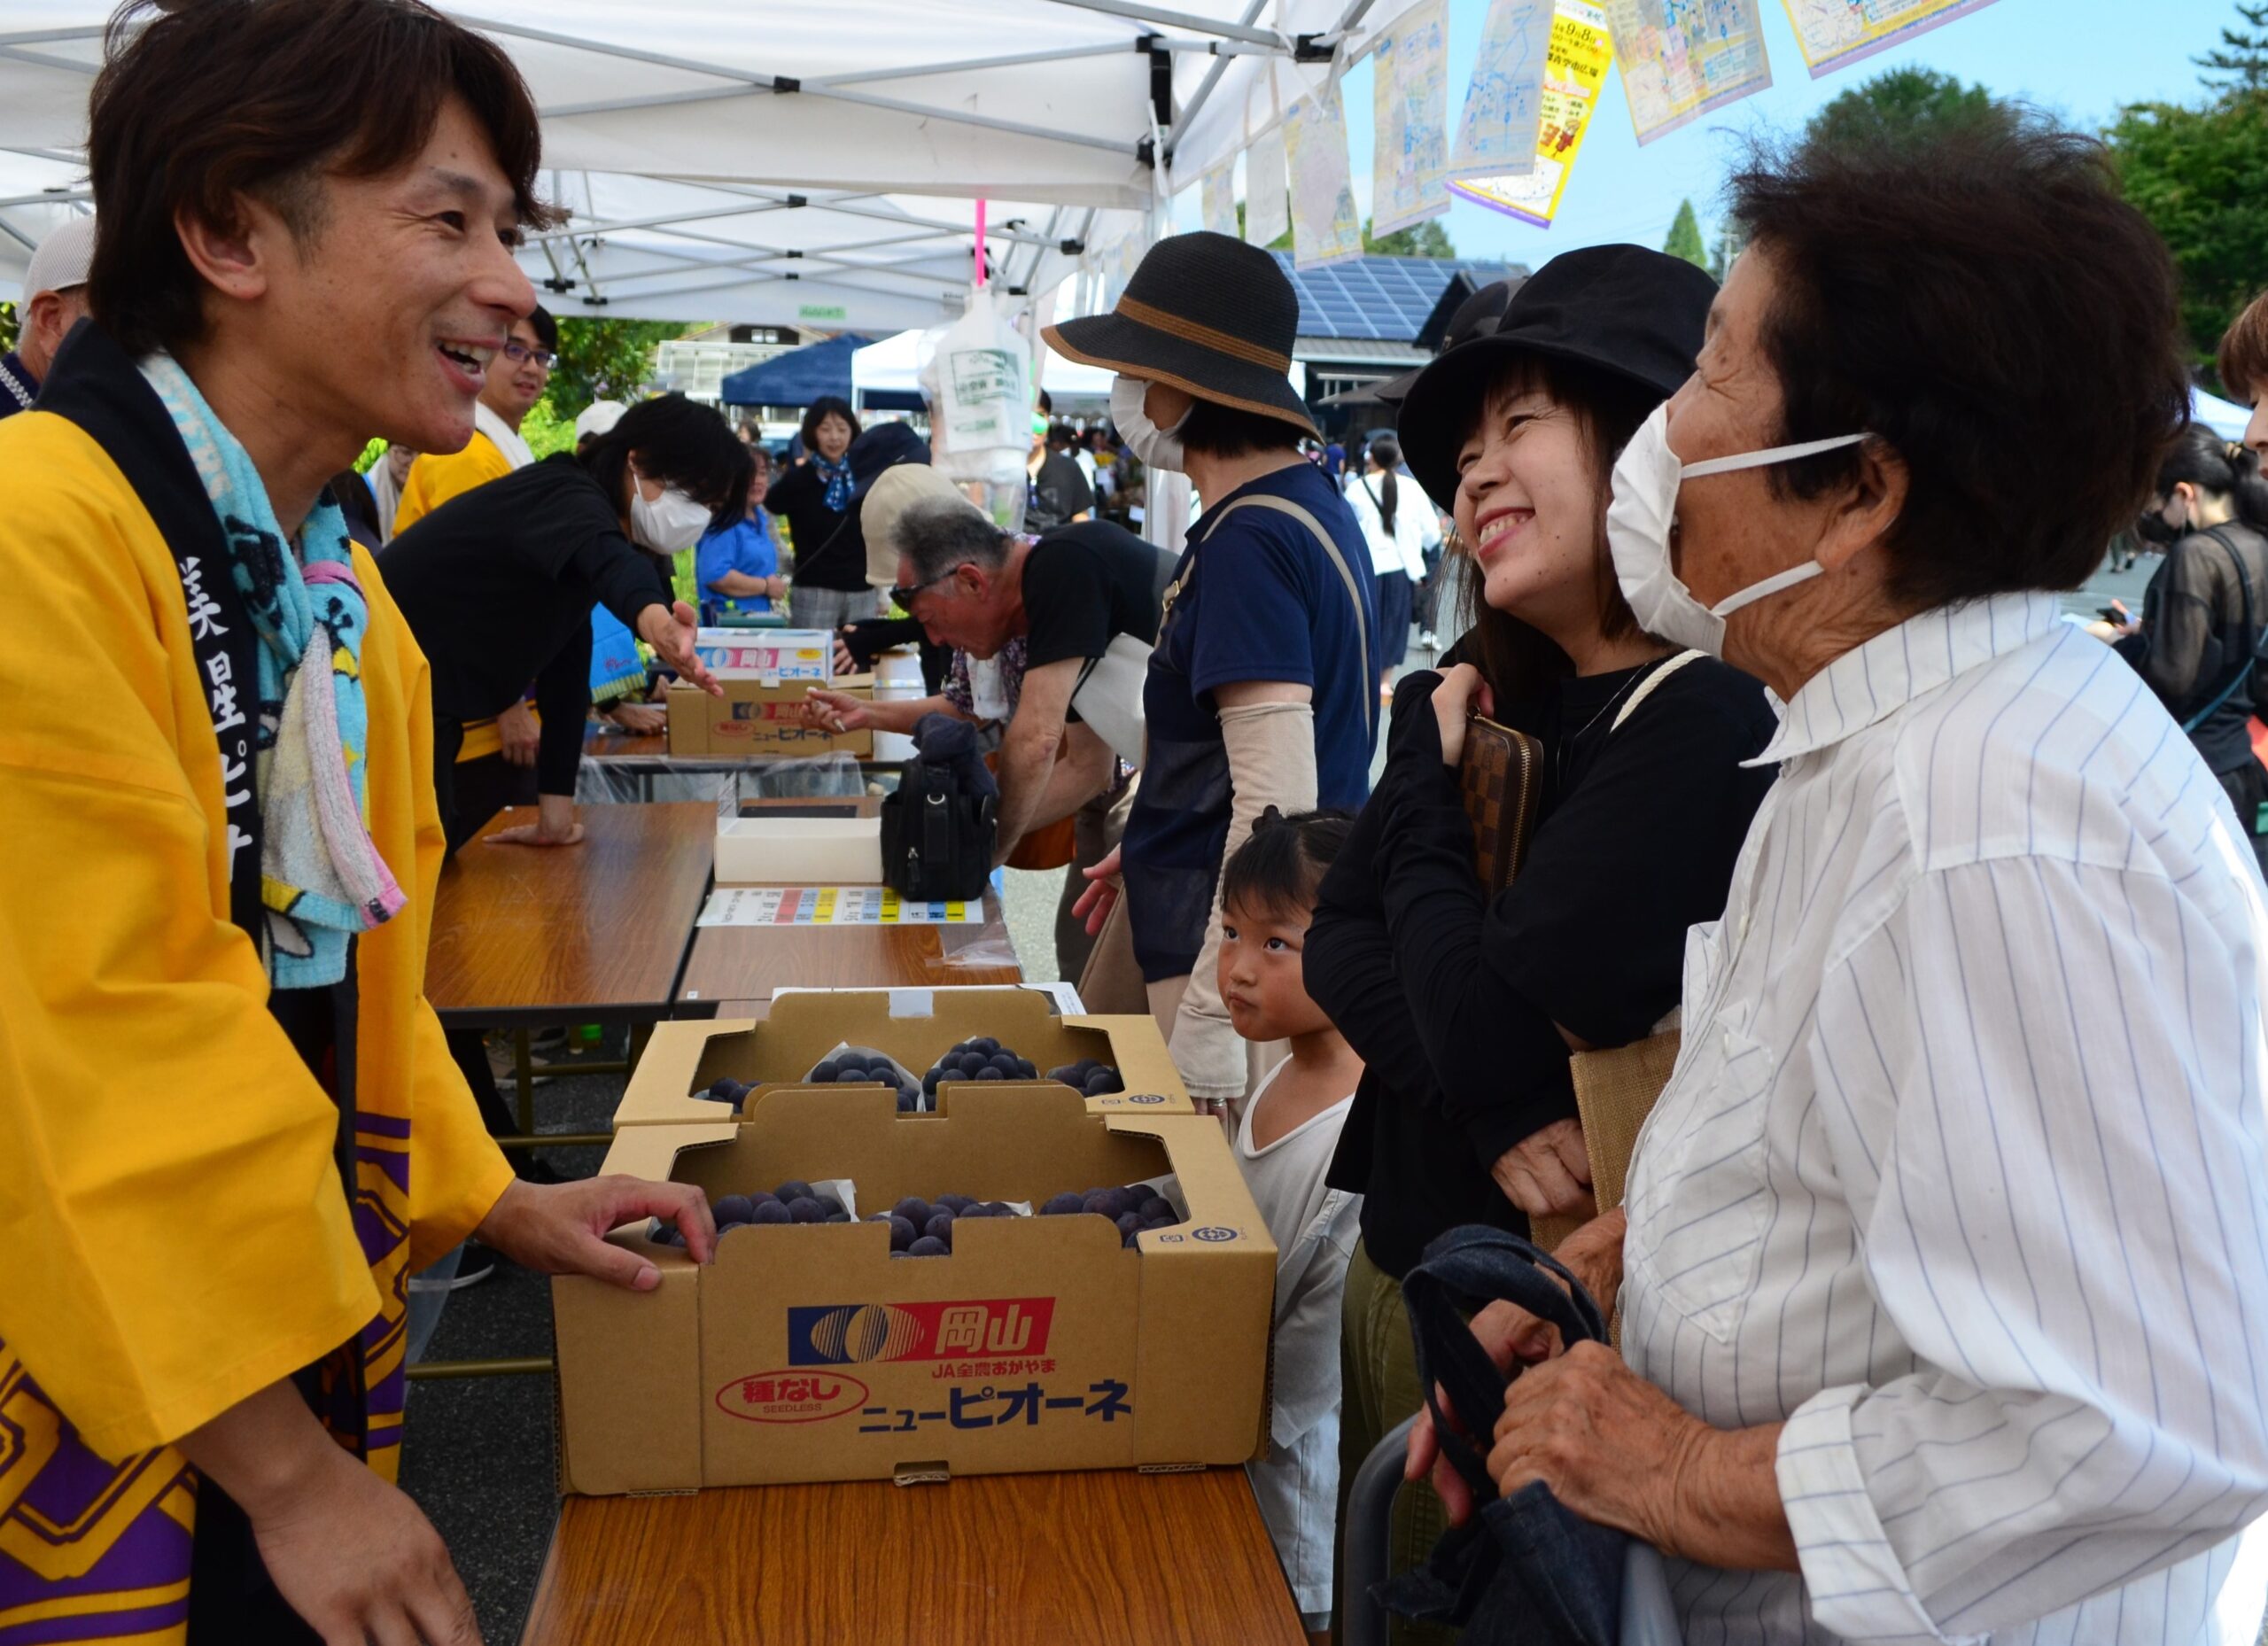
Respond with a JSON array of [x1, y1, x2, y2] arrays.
[[383, 392, 749, 850], [768, 394, 877, 633], [1303, 247, 1778, 1629], [2111, 421, 2268, 866]]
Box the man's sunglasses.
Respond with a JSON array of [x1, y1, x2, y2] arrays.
[[503, 340, 556, 369], [889, 564, 971, 609]]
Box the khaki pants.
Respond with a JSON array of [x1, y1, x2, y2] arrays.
[[1336, 1239, 1456, 1646]]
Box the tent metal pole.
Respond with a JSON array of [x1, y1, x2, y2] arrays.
[[1332, 0, 1380, 31], [0, 27, 105, 46], [808, 42, 1137, 88], [0, 190, 91, 209], [647, 183, 1061, 250], [0, 219, 38, 253], [446, 13, 775, 86], [1038, 0, 1280, 47], [1161, 0, 1272, 160], [554, 266, 958, 312], [523, 198, 795, 245], [811, 85, 1142, 155]]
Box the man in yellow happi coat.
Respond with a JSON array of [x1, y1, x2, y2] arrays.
[[0, 3, 715, 1641]]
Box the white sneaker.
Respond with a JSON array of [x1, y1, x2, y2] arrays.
[[1419, 630, 1440, 648]]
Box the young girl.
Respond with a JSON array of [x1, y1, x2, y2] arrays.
[[1217, 808, 1363, 1645]]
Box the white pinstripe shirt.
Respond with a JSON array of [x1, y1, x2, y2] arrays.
[[1619, 592, 2268, 1644]]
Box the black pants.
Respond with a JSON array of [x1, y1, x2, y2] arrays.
[[2217, 755, 2268, 873], [432, 713, 546, 1171], [1376, 571, 1414, 675]]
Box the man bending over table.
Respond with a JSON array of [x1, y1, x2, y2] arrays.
[[0, 3, 712, 1639]]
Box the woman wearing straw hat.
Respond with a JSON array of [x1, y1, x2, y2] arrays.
[[1051, 231, 1380, 1115]]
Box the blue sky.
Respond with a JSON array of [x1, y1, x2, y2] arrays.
[[1177, 0, 2242, 267]]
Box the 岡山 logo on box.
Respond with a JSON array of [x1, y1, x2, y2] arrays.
[[787, 1298, 1055, 1365], [714, 1370, 870, 1424]]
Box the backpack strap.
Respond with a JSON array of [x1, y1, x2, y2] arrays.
[[1611, 649, 1705, 733], [2180, 526, 2256, 734], [1194, 493, 1378, 741]]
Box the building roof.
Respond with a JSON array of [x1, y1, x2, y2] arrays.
[[1274, 252, 1528, 344]]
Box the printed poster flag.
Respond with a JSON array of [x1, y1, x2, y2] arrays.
[[1453, 0, 1613, 229], [1246, 122, 1291, 248], [1285, 78, 1364, 268], [1602, 0, 1772, 145], [1448, 0, 1550, 182], [1370, 0, 1451, 237], [1778, 0, 2001, 78], [1200, 163, 1239, 237]]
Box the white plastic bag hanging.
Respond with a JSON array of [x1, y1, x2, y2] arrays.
[[920, 286, 1029, 490]]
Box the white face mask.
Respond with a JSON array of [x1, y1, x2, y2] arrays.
[[1111, 375, 1188, 475], [628, 469, 714, 555], [1605, 403, 1872, 657]]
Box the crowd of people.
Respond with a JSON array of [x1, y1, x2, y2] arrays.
[[9, 1, 2268, 1642]]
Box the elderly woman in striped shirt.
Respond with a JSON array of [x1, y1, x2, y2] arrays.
[[1411, 128, 2268, 1645]]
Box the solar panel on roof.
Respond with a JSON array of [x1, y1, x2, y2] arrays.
[[1269, 252, 1523, 343]]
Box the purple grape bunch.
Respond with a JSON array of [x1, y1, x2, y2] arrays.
[[697, 1075, 753, 1114], [700, 1179, 850, 1241], [1045, 1059, 1125, 1099], [922, 1037, 1038, 1097], [872, 1191, 1019, 1255], [807, 1051, 924, 1113], [1039, 1183, 1177, 1248]]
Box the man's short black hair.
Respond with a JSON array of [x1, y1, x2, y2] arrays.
[[88, 0, 556, 358], [523, 304, 558, 355], [1729, 123, 2188, 604]]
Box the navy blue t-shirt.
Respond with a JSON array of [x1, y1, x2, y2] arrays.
[[1121, 460, 1379, 982]]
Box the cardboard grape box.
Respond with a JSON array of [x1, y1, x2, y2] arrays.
[[614, 986, 1193, 1127], [552, 1083, 1276, 1495], [664, 673, 874, 757]]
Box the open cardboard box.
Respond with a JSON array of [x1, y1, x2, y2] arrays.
[[617, 986, 1193, 1126], [666, 672, 874, 757], [554, 1083, 1275, 1495], [715, 803, 882, 885]]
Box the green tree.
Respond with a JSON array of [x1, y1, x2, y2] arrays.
[[1662, 198, 1708, 270], [1803, 66, 2020, 153], [2197, 1, 2268, 92], [1362, 214, 1456, 258], [546, 316, 689, 419], [0, 299, 16, 355], [2108, 91, 2268, 385]]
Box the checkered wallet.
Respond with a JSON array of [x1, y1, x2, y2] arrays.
[[1457, 716, 1545, 896]]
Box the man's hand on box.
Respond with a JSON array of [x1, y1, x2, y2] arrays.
[[474, 1176, 717, 1289]]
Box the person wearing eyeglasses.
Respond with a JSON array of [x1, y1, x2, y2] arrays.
[[390, 302, 555, 535]]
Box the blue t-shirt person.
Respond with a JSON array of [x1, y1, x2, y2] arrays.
[[1121, 459, 1379, 982], [695, 509, 781, 623]]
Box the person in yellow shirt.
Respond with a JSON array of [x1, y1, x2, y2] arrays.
[[0, 4, 714, 1642], [389, 304, 555, 535], [391, 304, 557, 779]]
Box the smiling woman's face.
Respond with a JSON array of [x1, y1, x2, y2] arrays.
[[1451, 378, 1610, 641]]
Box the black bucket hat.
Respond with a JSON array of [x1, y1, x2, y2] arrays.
[[1044, 230, 1317, 438], [1397, 244, 1716, 512]]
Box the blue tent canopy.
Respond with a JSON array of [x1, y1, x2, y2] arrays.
[[718, 333, 874, 408]]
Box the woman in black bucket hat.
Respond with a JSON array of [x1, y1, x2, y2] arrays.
[[1298, 244, 1783, 1638], [1050, 231, 1383, 1120]]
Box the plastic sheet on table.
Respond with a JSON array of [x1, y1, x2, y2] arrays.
[[732, 753, 871, 804]]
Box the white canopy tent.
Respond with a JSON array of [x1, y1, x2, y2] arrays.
[[851, 327, 1114, 412], [0, 0, 1423, 320], [2193, 385, 2256, 441]]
